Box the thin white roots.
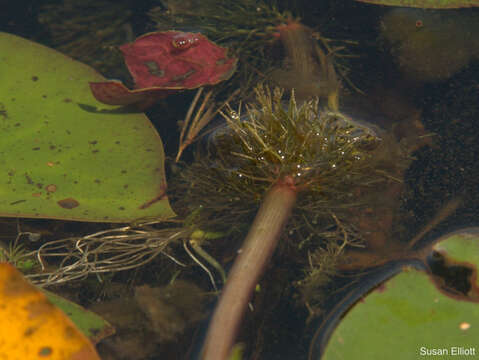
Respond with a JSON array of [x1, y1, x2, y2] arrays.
[[27, 221, 188, 287], [23, 214, 366, 290]]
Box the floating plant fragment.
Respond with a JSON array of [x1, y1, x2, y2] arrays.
[[90, 31, 238, 109]]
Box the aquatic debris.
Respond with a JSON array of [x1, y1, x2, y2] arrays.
[[90, 31, 237, 110], [0, 263, 101, 360]]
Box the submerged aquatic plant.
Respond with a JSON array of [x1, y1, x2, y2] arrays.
[[151, 0, 360, 101], [27, 83, 413, 357], [150, 1, 360, 164], [0, 227, 38, 273], [171, 85, 400, 359], [271, 21, 341, 107]]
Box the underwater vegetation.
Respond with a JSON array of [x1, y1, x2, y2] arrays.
[[172, 84, 418, 358], [149, 0, 290, 98], [380, 8, 479, 82], [149, 0, 354, 103], [270, 21, 341, 107], [0, 238, 36, 273], [2, 0, 479, 359]]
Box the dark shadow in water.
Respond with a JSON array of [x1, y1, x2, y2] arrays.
[[78, 103, 142, 114]]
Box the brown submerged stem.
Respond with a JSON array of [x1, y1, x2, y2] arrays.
[[201, 180, 297, 360]]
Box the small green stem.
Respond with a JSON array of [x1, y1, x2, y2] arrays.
[[190, 237, 227, 285], [201, 181, 297, 360]]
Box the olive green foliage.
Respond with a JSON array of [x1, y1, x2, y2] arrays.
[[152, 0, 289, 39], [175, 86, 382, 227], [216, 87, 381, 194], [295, 223, 363, 313], [0, 241, 36, 273], [173, 86, 392, 310], [149, 0, 291, 98]]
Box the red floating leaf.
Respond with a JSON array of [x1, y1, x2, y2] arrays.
[[90, 31, 237, 109], [121, 31, 237, 89]]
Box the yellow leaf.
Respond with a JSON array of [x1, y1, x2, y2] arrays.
[[0, 262, 101, 360]]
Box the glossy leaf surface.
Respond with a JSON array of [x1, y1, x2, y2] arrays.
[[322, 268, 479, 360], [0, 32, 175, 222]]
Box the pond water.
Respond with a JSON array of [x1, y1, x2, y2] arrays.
[[2, 1, 479, 359]]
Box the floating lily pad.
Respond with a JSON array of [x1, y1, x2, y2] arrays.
[[0, 32, 175, 222], [316, 230, 479, 359], [322, 267, 479, 360], [355, 0, 479, 8]]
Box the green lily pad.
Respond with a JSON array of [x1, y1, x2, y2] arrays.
[[0, 32, 175, 222], [45, 290, 115, 344], [322, 267, 479, 360], [355, 0, 479, 8]]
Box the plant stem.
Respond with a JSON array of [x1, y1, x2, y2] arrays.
[[201, 180, 297, 360]]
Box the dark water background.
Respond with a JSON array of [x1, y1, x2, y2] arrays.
[[2, 1, 479, 359]]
